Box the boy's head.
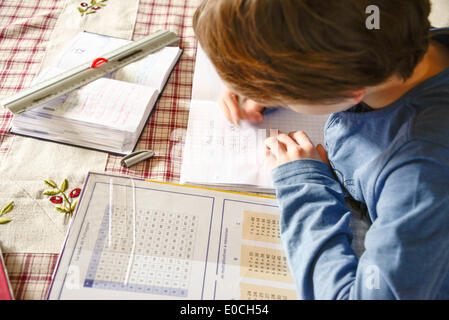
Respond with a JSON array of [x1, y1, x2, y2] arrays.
[[193, 0, 431, 114]]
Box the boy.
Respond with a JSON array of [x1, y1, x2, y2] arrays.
[[193, 0, 449, 299]]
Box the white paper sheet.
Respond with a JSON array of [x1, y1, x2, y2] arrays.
[[181, 46, 329, 191]]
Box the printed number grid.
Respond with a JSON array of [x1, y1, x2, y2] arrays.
[[242, 211, 282, 244], [84, 206, 198, 297], [240, 283, 297, 300], [244, 289, 290, 300], [0, 0, 200, 299], [240, 245, 294, 284]]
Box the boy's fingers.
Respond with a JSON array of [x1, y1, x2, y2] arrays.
[[243, 110, 263, 123], [243, 99, 264, 112], [242, 100, 264, 123], [219, 86, 264, 124], [228, 101, 240, 124], [218, 98, 233, 122], [225, 94, 241, 124], [268, 129, 280, 137], [218, 88, 236, 123], [276, 133, 297, 151], [264, 149, 278, 170], [266, 146, 271, 157], [265, 146, 277, 161], [316, 144, 330, 166], [289, 130, 314, 151], [265, 136, 286, 157], [219, 88, 241, 124]]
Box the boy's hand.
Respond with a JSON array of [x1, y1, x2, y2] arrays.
[[218, 86, 265, 124], [265, 131, 330, 170]]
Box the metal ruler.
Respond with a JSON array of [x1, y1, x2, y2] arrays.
[[1, 30, 179, 114]]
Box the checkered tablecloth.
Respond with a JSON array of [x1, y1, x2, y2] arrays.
[[0, 0, 198, 300]]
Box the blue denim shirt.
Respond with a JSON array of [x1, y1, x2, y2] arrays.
[[272, 28, 449, 299]]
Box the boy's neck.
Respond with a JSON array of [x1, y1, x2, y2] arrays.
[[363, 40, 449, 109]]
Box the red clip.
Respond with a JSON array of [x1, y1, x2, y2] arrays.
[[90, 57, 108, 69]]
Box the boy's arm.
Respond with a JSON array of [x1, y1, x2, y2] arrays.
[[272, 139, 449, 299], [272, 159, 360, 299]]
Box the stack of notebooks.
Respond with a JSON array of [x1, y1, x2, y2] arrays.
[[10, 32, 182, 155], [180, 46, 329, 193]]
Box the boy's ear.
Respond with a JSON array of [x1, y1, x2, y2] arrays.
[[351, 89, 366, 104]]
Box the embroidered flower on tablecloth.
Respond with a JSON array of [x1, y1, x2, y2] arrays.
[[50, 196, 63, 204], [69, 188, 81, 198], [78, 0, 108, 16], [0, 201, 14, 225], [43, 179, 81, 218]]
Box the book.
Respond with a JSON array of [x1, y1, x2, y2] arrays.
[[47, 172, 298, 300], [180, 46, 329, 193], [10, 32, 182, 155], [0, 244, 14, 300]]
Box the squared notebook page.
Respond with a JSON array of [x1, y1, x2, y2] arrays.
[[52, 32, 129, 70], [181, 46, 329, 190], [47, 31, 181, 89], [111, 46, 182, 91], [182, 100, 272, 188]]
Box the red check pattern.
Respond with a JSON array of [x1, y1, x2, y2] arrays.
[[0, 0, 200, 299], [2, 253, 59, 300], [0, 0, 64, 153], [104, 0, 198, 182]]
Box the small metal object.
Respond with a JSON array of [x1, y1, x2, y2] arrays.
[[120, 150, 155, 168]]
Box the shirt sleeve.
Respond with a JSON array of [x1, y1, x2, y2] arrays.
[[272, 140, 449, 299]]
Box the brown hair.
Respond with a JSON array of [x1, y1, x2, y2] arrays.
[[193, 0, 431, 105]]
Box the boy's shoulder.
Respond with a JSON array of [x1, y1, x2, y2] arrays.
[[407, 69, 449, 149], [406, 28, 449, 148]]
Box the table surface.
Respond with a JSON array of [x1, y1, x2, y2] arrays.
[[3, 0, 446, 301], [0, 0, 198, 300]]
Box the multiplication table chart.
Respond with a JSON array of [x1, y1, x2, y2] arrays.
[[48, 173, 298, 300], [84, 205, 198, 297]]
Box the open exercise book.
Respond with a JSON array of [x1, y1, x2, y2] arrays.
[[47, 172, 298, 300], [10, 32, 182, 155], [180, 46, 329, 193]]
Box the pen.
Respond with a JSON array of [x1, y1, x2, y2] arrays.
[[261, 106, 280, 115]]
